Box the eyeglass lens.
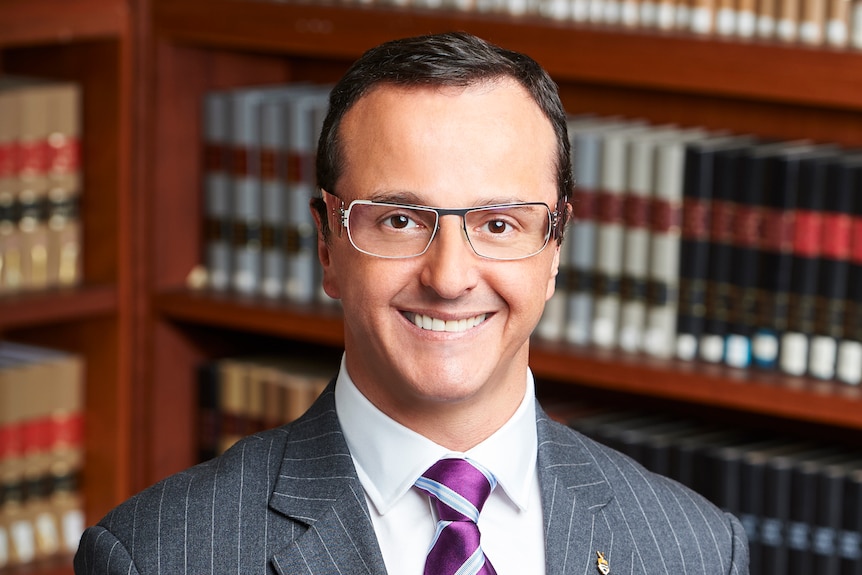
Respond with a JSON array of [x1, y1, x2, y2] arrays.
[[345, 202, 552, 260]]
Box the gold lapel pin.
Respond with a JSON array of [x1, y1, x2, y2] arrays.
[[596, 551, 610, 575]]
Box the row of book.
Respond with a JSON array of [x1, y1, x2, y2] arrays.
[[252, 0, 862, 49], [0, 341, 85, 570], [196, 355, 332, 460], [0, 77, 83, 296], [552, 405, 862, 575], [199, 83, 335, 304], [537, 115, 862, 386]]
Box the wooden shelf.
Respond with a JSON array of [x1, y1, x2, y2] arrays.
[[0, 0, 129, 47], [153, 0, 862, 111], [0, 285, 117, 330], [154, 289, 344, 346], [155, 289, 862, 431]]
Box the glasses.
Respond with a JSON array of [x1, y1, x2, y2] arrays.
[[326, 193, 564, 260]]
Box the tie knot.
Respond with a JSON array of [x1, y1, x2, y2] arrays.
[[415, 458, 497, 523]]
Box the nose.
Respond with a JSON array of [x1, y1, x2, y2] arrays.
[[419, 215, 480, 299]]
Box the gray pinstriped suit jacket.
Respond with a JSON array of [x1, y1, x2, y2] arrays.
[[74, 382, 749, 574]]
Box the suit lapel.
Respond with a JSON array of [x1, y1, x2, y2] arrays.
[[537, 408, 616, 575], [268, 384, 388, 575]]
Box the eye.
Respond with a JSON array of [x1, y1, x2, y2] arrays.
[[484, 219, 512, 234], [382, 212, 418, 230]]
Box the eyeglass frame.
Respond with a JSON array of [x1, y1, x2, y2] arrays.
[[321, 189, 569, 261]]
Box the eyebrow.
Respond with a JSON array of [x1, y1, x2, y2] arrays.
[[364, 190, 536, 207]]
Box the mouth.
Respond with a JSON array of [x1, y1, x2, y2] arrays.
[[404, 312, 488, 333]]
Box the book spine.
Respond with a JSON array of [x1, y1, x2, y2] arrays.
[[837, 161, 862, 385], [565, 121, 607, 346], [753, 151, 802, 370], [619, 129, 664, 352], [838, 469, 861, 574], [285, 91, 328, 304], [644, 137, 688, 358], [676, 142, 714, 361], [229, 90, 264, 296], [701, 145, 745, 363], [809, 156, 855, 380], [259, 100, 288, 299], [202, 92, 232, 291], [780, 151, 832, 376]]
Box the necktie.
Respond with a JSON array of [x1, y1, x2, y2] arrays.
[[415, 458, 498, 575]]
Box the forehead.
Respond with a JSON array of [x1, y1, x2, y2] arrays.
[[335, 80, 558, 206]]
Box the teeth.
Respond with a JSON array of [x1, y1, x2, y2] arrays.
[[411, 313, 487, 333]]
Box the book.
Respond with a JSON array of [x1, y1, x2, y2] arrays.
[[799, 0, 827, 43], [837, 156, 862, 385], [780, 148, 837, 376], [809, 154, 858, 380], [839, 466, 862, 574], [752, 145, 812, 370], [619, 126, 676, 353], [202, 90, 233, 291], [776, 0, 801, 40], [676, 137, 744, 361], [592, 123, 648, 348], [565, 118, 622, 346], [284, 87, 331, 304], [700, 142, 750, 363]]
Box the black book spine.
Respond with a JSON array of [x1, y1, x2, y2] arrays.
[[839, 468, 862, 575], [726, 145, 774, 369], [677, 142, 716, 361], [701, 145, 747, 363], [811, 156, 856, 380], [762, 456, 795, 575], [196, 361, 221, 463], [813, 463, 848, 575], [753, 151, 804, 370], [788, 460, 820, 575], [837, 161, 862, 385], [781, 150, 834, 376]]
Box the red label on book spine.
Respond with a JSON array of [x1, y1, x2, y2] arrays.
[[762, 208, 795, 252], [18, 139, 50, 175], [793, 210, 822, 258], [260, 149, 277, 181], [0, 142, 19, 177], [572, 188, 597, 221], [682, 198, 711, 240], [734, 206, 761, 248], [233, 147, 249, 177], [650, 199, 681, 233], [50, 412, 84, 448], [22, 417, 51, 454], [287, 152, 310, 185], [821, 213, 851, 260], [597, 191, 624, 224], [851, 216, 862, 264], [624, 194, 650, 228], [711, 200, 735, 243], [47, 134, 81, 174]]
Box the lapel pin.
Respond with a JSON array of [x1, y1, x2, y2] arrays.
[[596, 551, 610, 575]]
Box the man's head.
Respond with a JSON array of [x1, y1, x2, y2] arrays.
[[313, 32, 572, 239], [311, 32, 570, 450]]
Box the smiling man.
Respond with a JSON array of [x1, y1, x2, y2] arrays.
[[75, 32, 749, 575]]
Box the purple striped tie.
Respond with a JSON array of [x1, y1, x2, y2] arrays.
[[415, 458, 498, 575]]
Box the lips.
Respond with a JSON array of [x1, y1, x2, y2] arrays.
[[406, 312, 488, 333]]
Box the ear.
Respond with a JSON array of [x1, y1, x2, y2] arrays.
[[545, 242, 561, 302], [310, 197, 342, 300]]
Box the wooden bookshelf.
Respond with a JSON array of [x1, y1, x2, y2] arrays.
[[0, 0, 136, 572], [139, 0, 862, 486]]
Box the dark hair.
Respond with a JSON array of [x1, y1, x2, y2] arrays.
[[313, 31, 572, 240]]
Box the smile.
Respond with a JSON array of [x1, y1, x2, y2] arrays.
[[407, 312, 488, 333]]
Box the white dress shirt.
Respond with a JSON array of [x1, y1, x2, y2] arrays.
[[334, 356, 546, 575]]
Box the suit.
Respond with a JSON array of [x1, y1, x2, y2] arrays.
[[75, 382, 749, 574]]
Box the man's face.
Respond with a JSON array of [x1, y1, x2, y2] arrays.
[[314, 79, 561, 439]]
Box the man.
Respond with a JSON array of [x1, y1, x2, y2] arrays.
[[75, 32, 749, 575]]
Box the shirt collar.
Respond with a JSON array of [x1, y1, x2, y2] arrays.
[[334, 354, 538, 516]]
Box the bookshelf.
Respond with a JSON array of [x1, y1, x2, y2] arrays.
[[140, 0, 862, 486], [0, 0, 135, 572]]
